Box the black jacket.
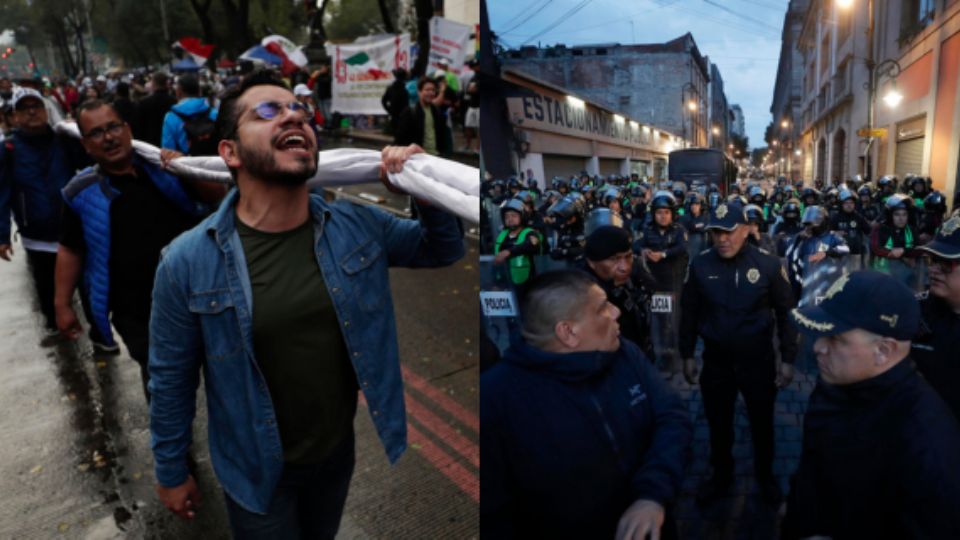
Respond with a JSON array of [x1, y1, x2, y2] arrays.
[[783, 360, 960, 539], [481, 338, 691, 539], [634, 222, 688, 293], [394, 103, 452, 156], [381, 81, 409, 118], [135, 90, 176, 147], [582, 262, 651, 353], [912, 293, 960, 420], [680, 243, 797, 363]]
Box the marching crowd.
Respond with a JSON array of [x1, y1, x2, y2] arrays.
[[480, 170, 960, 539]]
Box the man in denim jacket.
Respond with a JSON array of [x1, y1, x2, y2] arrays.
[[148, 71, 464, 537]]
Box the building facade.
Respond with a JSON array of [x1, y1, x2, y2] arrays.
[[708, 61, 731, 152], [500, 69, 681, 183], [730, 104, 746, 138], [499, 33, 714, 149], [777, 0, 960, 203], [770, 0, 811, 182]]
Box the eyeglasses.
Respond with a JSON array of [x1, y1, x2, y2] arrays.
[[82, 122, 125, 142], [923, 255, 960, 273], [248, 101, 310, 122]]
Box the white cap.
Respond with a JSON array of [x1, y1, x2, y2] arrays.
[[96, 75, 106, 82], [11, 87, 44, 109], [82, 77, 93, 87], [293, 83, 312, 97]]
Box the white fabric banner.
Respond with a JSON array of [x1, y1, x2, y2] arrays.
[[326, 35, 411, 115], [428, 17, 472, 76], [54, 122, 479, 223]]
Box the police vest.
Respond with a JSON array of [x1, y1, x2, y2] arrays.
[[872, 226, 914, 272], [495, 228, 540, 285]]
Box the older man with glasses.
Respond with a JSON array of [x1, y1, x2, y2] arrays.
[[912, 213, 960, 419], [55, 98, 226, 402]]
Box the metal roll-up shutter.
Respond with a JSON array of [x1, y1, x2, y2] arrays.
[[543, 155, 588, 179], [599, 159, 621, 176], [894, 138, 924, 177], [894, 116, 925, 177]]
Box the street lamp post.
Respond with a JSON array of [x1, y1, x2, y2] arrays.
[[681, 82, 696, 148], [864, 58, 902, 181]]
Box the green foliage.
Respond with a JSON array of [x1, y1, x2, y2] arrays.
[[325, 0, 399, 42]]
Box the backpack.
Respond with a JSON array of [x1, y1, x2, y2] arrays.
[[172, 108, 217, 156]]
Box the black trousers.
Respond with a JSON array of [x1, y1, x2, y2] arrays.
[[699, 343, 777, 480], [25, 249, 104, 343], [24, 249, 57, 330], [111, 309, 150, 403]]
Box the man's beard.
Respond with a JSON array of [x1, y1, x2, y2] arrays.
[[237, 141, 318, 186]]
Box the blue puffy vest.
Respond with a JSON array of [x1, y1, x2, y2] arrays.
[[61, 156, 203, 345]]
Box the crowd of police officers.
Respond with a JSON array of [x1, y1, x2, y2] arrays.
[[479, 167, 960, 534]]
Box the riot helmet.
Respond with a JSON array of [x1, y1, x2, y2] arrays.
[[584, 208, 624, 237]]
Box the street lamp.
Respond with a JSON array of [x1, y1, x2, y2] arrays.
[[781, 119, 790, 129], [836, 0, 853, 8]]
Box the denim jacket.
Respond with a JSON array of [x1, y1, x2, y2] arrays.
[[149, 188, 465, 513]]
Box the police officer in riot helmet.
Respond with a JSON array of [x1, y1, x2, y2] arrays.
[[877, 175, 898, 201], [601, 186, 624, 216], [672, 186, 686, 216], [507, 176, 523, 197], [745, 204, 777, 254], [870, 194, 921, 285], [919, 191, 947, 242], [582, 184, 598, 212], [906, 175, 928, 207], [580, 225, 653, 356], [785, 206, 850, 298], [635, 191, 688, 294], [800, 187, 820, 210], [706, 191, 722, 211], [494, 198, 544, 289], [830, 188, 872, 269], [913, 214, 960, 420], [552, 176, 570, 195], [680, 201, 798, 504], [857, 184, 881, 223], [772, 198, 805, 256], [517, 189, 547, 237], [681, 192, 710, 259], [547, 194, 586, 262]]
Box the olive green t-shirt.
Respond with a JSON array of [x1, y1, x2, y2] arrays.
[[237, 215, 357, 465]]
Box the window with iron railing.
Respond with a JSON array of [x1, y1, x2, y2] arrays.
[[900, 0, 936, 46]]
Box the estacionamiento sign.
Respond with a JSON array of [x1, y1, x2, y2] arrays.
[[506, 91, 669, 150]]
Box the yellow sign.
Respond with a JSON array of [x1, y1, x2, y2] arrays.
[[857, 128, 888, 138]]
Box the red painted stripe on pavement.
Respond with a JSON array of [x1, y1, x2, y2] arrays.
[[405, 392, 479, 468], [401, 366, 479, 433], [407, 423, 480, 503], [358, 395, 479, 502]]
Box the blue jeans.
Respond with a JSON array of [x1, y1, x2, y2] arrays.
[[224, 432, 355, 540]]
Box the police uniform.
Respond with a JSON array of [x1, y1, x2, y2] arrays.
[[680, 202, 798, 497], [783, 271, 960, 539], [635, 222, 688, 294], [913, 215, 960, 420]]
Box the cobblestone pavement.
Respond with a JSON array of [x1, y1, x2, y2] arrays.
[[666, 350, 819, 540]]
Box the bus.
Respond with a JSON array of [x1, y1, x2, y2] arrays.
[[667, 148, 738, 194]]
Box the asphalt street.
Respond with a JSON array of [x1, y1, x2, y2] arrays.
[[0, 194, 479, 538]]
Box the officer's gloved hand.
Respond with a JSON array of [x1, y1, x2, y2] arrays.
[[683, 358, 699, 385]]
